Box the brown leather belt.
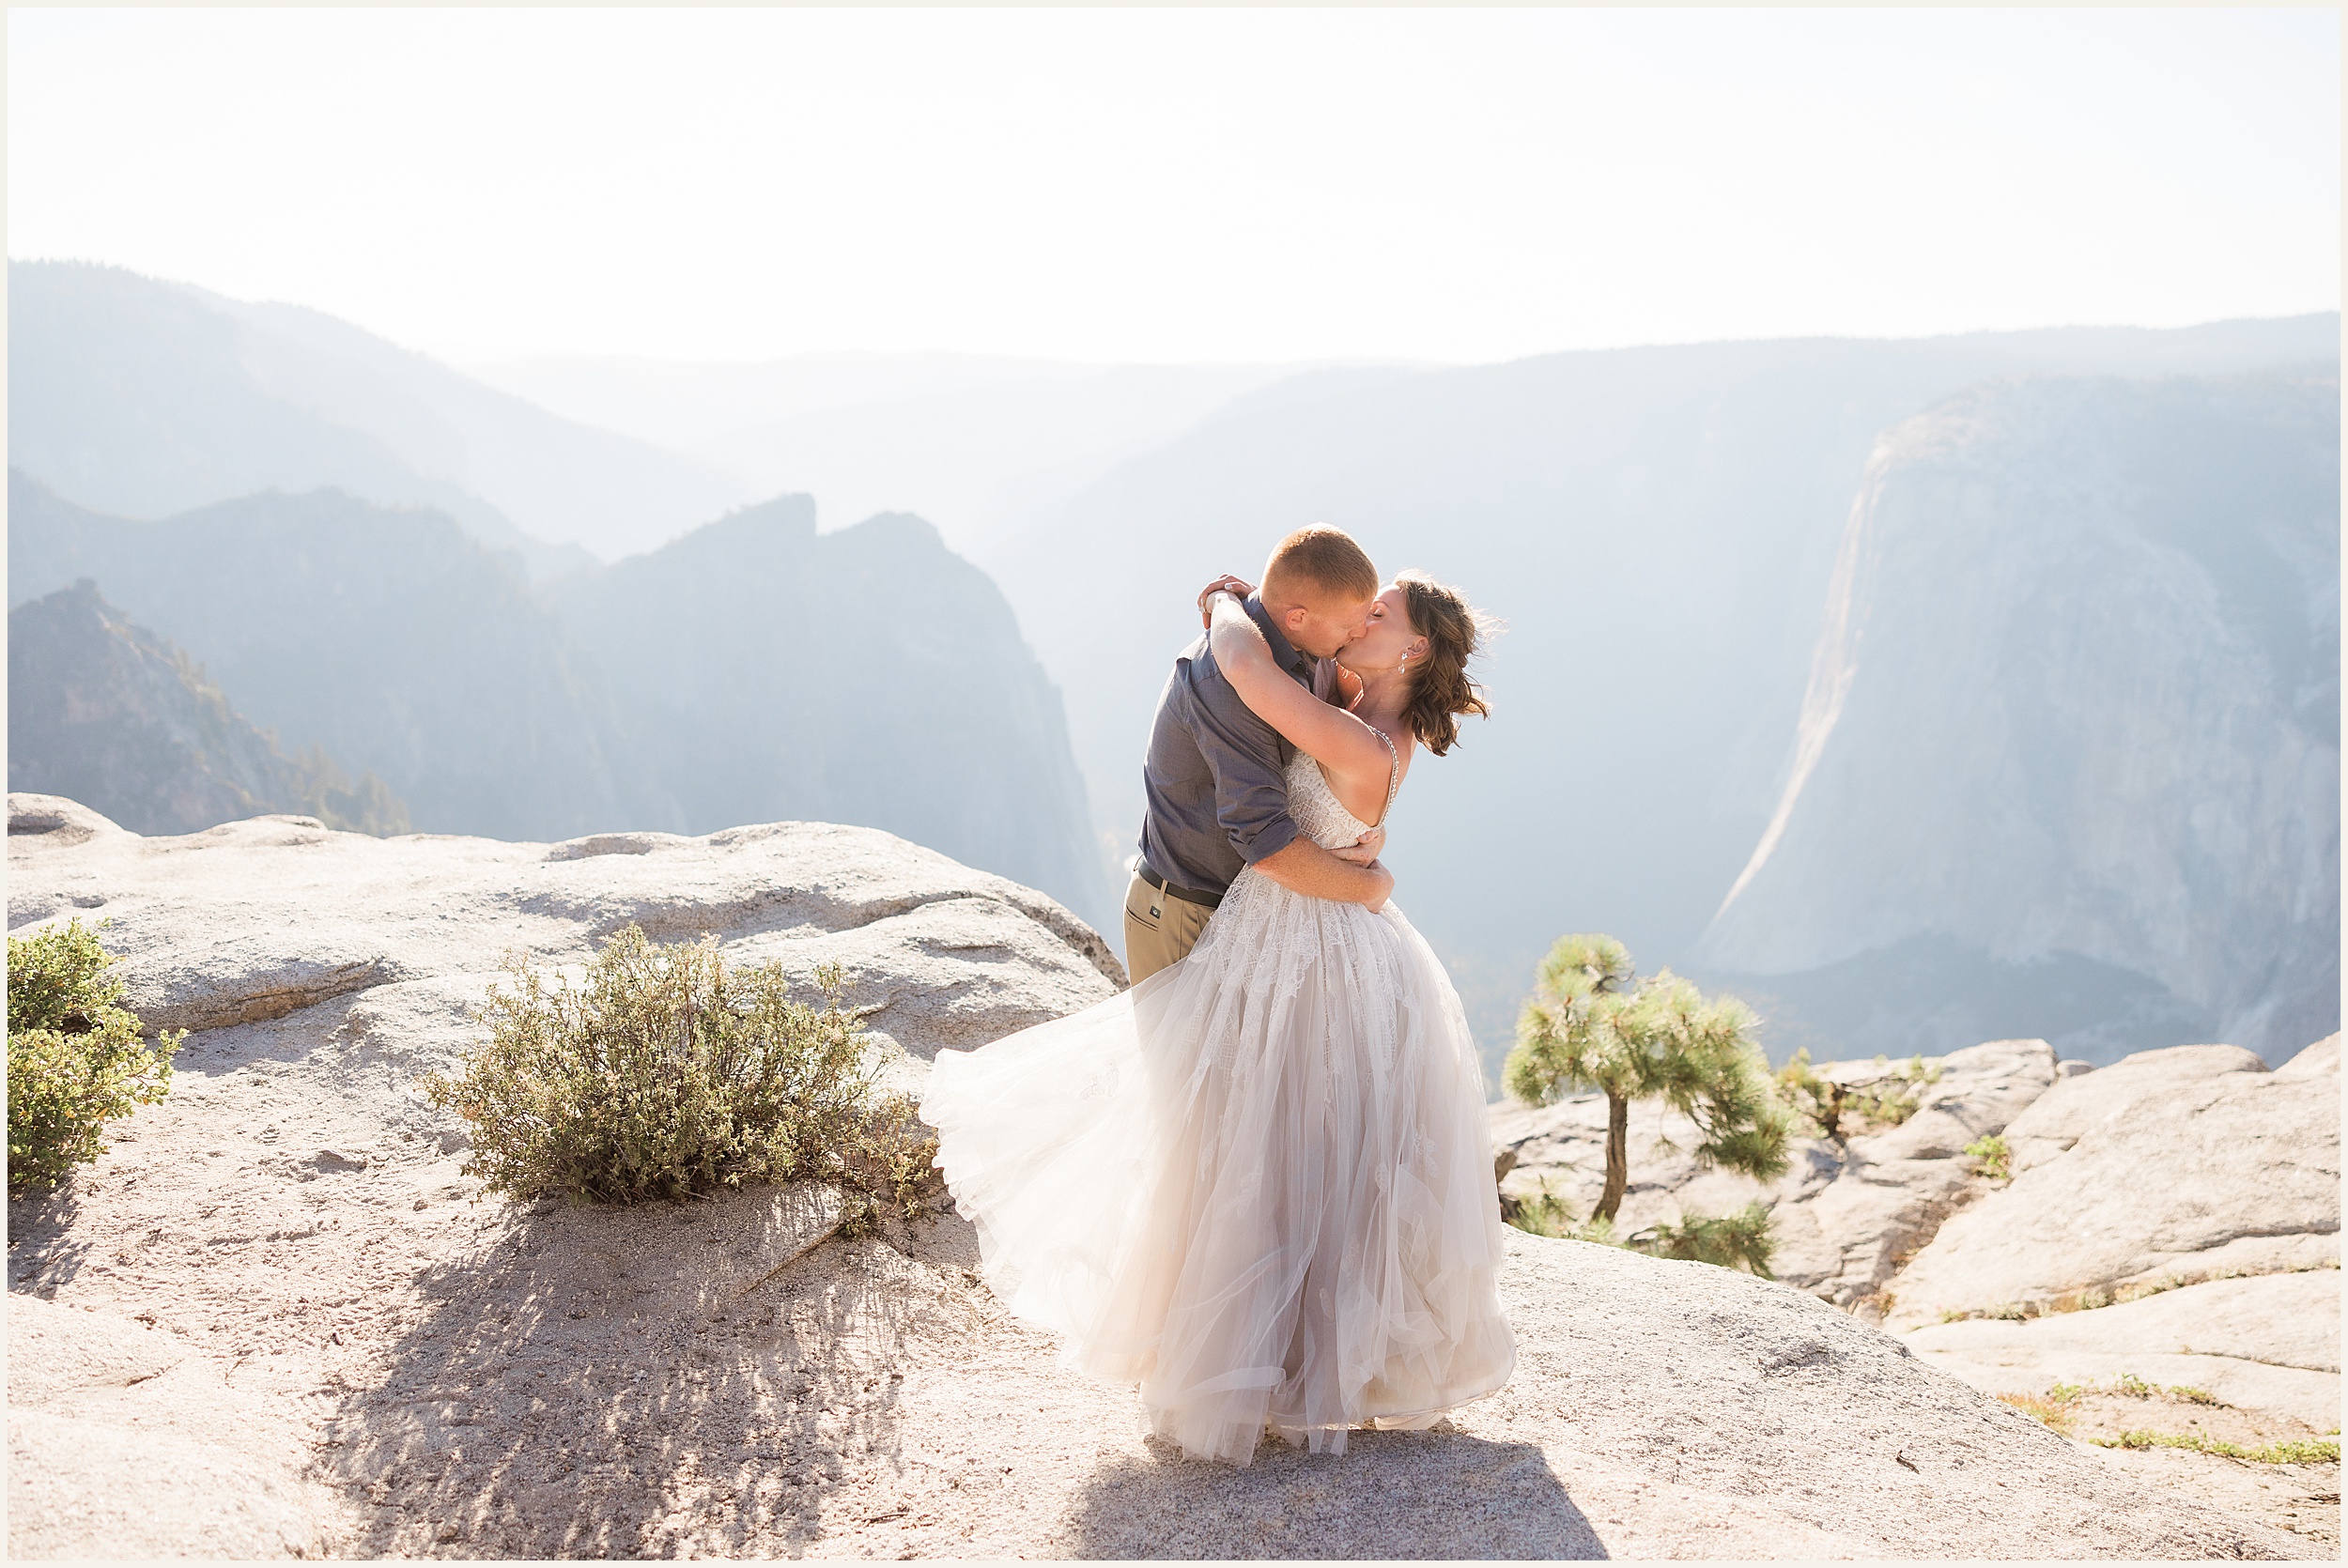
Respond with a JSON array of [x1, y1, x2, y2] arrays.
[[1137, 861, 1224, 910]]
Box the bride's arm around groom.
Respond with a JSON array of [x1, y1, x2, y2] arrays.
[[1203, 589, 1409, 831]]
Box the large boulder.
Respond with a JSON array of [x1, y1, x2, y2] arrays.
[[1882, 1040, 2341, 1330], [1768, 1038, 2056, 1306], [3, 792, 1123, 1081]]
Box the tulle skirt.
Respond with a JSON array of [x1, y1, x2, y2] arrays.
[[919, 869, 1516, 1468]]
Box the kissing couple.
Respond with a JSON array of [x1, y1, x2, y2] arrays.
[[921, 524, 1514, 1468]]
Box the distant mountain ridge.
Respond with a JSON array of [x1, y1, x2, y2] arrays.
[[8, 260, 752, 569], [6, 472, 1111, 928], [472, 351, 1354, 557], [8, 580, 409, 837]]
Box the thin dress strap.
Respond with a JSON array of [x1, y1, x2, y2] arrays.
[[1369, 727, 1400, 825]]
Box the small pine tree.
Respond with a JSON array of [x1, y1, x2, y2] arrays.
[[1504, 933, 1795, 1224]]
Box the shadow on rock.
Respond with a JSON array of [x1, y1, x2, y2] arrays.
[[1058, 1429, 1608, 1560], [8, 1184, 93, 1297], [322, 1182, 950, 1558]]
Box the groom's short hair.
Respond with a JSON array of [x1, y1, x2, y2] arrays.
[[1262, 525, 1378, 605]]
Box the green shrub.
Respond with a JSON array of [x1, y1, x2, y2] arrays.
[[1999, 1391, 2077, 1434], [8, 918, 183, 1194], [424, 926, 937, 1216], [1630, 1202, 1778, 1278], [1500, 1175, 1581, 1239], [1963, 1133, 2012, 1181]]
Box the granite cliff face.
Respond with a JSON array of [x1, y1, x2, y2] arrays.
[[5, 796, 2317, 1560], [1698, 371, 2340, 1064], [6, 582, 407, 837], [553, 498, 1106, 928]]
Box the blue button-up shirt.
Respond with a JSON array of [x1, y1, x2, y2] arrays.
[[1137, 593, 1321, 897]]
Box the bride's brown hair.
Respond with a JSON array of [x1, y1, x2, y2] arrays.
[[1397, 571, 1494, 757]]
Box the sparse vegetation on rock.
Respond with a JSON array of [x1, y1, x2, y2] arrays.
[[423, 925, 937, 1217], [1776, 1048, 1941, 1139], [2003, 1373, 2228, 1434], [2103, 1433, 2341, 1465], [1998, 1370, 2340, 1470], [1963, 1132, 2013, 1181], [7, 916, 182, 1194]]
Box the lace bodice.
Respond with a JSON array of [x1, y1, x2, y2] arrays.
[[1286, 730, 1399, 850]]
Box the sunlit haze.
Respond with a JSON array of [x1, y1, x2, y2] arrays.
[[8, 6, 2339, 367]]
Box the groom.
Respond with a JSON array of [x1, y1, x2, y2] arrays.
[[1124, 524, 1395, 984]]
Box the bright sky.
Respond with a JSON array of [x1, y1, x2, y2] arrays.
[[8, 7, 2339, 367]]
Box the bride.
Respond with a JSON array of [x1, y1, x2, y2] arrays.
[[919, 569, 1513, 1468]]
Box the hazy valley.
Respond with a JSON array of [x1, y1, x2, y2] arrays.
[[7, 256, 2337, 1069]]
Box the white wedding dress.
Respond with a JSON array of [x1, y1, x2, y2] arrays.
[[919, 737, 1514, 1467]]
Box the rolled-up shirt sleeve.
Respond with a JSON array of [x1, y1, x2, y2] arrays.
[[1190, 663, 1302, 866]]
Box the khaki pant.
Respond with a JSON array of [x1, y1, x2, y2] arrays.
[[1121, 869, 1214, 985]]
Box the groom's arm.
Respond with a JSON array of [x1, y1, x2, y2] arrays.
[[1254, 839, 1395, 912]]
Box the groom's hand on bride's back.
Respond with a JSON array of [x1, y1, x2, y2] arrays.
[[1255, 838, 1395, 912]]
